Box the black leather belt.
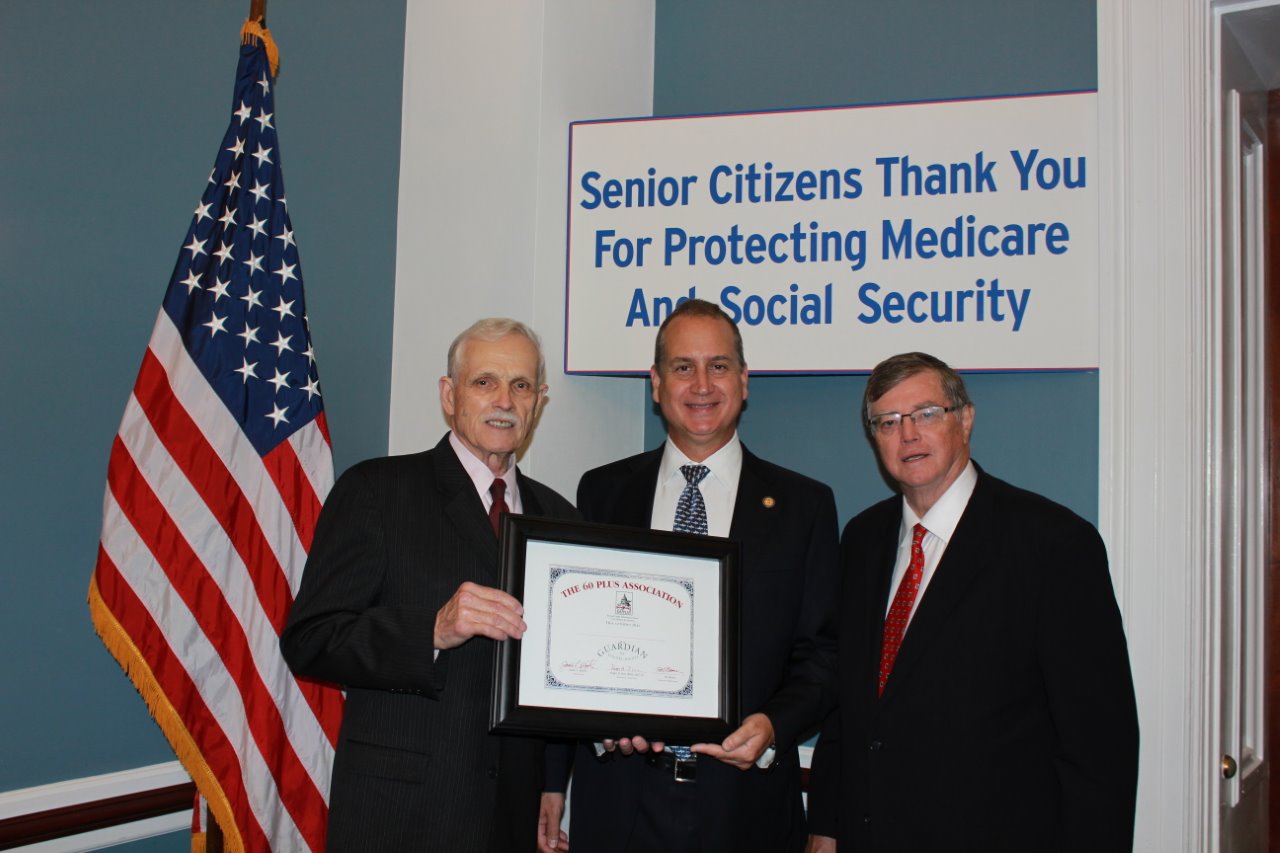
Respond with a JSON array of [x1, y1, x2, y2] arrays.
[[645, 750, 697, 783]]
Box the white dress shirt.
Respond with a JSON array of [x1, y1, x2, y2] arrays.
[[650, 434, 743, 537], [883, 460, 978, 626]]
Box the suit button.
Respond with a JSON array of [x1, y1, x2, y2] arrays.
[[869, 740, 882, 751], [487, 766, 498, 779]]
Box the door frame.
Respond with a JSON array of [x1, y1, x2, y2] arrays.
[[1097, 1, 1278, 849]]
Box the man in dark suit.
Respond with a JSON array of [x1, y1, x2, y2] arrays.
[[805, 352, 1139, 852], [540, 299, 840, 853], [281, 318, 576, 852]]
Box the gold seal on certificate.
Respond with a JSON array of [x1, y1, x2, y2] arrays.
[[490, 516, 740, 743]]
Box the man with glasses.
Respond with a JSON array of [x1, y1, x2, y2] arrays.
[[805, 351, 1139, 852]]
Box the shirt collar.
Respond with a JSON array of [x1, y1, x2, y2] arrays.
[[449, 431, 517, 498], [659, 432, 743, 491], [900, 459, 977, 545]]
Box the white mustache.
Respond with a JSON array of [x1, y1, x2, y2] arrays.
[[483, 411, 520, 429]]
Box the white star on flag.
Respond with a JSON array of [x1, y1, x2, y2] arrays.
[[90, 33, 341, 853]]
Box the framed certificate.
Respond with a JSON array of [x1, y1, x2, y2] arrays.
[[490, 514, 741, 743]]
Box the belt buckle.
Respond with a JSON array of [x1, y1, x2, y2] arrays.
[[672, 755, 697, 783]]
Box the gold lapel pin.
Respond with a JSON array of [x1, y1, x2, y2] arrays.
[[762, 496, 776, 509]]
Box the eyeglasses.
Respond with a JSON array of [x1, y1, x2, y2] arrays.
[[867, 405, 961, 437]]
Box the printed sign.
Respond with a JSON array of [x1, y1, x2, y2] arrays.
[[565, 91, 1098, 373]]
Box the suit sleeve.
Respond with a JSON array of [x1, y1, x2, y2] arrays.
[[1037, 519, 1139, 851], [280, 464, 445, 695], [574, 470, 608, 524], [755, 482, 842, 750], [804, 708, 842, 838], [543, 739, 575, 794]]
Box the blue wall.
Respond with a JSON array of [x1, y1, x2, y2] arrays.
[[0, 0, 403, 795], [649, 0, 1099, 526], [0, 0, 1098, 846]]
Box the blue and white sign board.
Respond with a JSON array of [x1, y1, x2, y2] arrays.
[[565, 91, 1097, 373]]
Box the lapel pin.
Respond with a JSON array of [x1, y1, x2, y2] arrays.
[[762, 496, 776, 509]]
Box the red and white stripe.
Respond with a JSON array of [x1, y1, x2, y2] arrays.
[[94, 311, 343, 852]]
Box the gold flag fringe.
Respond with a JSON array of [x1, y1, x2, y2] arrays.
[[240, 18, 280, 79], [88, 574, 245, 853]]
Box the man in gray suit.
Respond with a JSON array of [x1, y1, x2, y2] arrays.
[[282, 318, 576, 852]]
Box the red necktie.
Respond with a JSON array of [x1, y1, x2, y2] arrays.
[[489, 478, 509, 538], [878, 523, 926, 696]]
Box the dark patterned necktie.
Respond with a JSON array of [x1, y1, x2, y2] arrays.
[[672, 465, 710, 535], [668, 464, 710, 764], [878, 523, 926, 696], [489, 478, 508, 538]]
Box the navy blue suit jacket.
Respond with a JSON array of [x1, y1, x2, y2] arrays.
[[547, 444, 840, 853]]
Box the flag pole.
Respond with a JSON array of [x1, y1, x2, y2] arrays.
[[201, 37, 268, 853], [91, 4, 342, 847], [206, 18, 270, 853]]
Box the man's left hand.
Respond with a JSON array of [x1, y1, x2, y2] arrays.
[[536, 792, 569, 852], [691, 712, 774, 769], [600, 736, 664, 756]]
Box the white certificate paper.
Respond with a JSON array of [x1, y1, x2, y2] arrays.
[[517, 539, 723, 720]]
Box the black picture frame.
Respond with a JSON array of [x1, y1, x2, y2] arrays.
[[490, 514, 741, 743]]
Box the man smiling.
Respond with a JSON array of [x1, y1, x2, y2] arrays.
[[541, 299, 840, 853], [805, 351, 1139, 852], [282, 318, 576, 852]]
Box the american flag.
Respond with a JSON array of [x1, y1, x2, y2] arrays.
[[88, 34, 343, 852]]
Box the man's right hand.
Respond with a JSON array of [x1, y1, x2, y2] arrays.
[[433, 581, 526, 650], [537, 792, 569, 852], [805, 834, 837, 852]]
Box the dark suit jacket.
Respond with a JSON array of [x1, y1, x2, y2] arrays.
[[546, 444, 840, 853], [281, 434, 576, 853], [807, 466, 1139, 852]]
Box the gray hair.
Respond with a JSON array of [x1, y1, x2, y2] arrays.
[[447, 318, 546, 386], [863, 352, 972, 438]]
